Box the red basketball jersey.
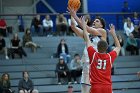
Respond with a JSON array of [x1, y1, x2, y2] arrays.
[[87, 46, 117, 85]]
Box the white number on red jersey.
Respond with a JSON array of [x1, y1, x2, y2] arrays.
[[97, 59, 107, 70]]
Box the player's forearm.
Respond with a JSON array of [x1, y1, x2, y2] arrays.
[[73, 15, 83, 28], [83, 25, 91, 47], [71, 17, 83, 38]]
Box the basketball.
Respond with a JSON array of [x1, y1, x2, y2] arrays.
[[68, 0, 81, 11]]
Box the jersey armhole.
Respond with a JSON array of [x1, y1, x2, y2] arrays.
[[107, 53, 112, 68], [90, 52, 96, 65]]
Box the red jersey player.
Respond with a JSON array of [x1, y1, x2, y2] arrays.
[[82, 16, 121, 93]]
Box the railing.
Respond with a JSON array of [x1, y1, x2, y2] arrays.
[[0, 12, 138, 31]]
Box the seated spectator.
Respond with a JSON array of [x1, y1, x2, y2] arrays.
[[124, 17, 134, 37], [31, 15, 43, 36], [0, 73, 14, 93], [0, 18, 7, 37], [9, 33, 27, 59], [132, 26, 140, 48], [18, 71, 38, 93], [57, 38, 71, 63], [42, 15, 53, 36], [111, 35, 125, 56], [56, 14, 68, 36], [85, 14, 92, 26], [126, 33, 139, 55], [0, 34, 9, 59], [70, 54, 82, 83], [56, 56, 71, 84], [23, 28, 40, 52]]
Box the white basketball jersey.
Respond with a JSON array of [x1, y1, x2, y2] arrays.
[[81, 36, 100, 74]]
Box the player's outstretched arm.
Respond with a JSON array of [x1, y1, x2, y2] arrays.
[[67, 6, 103, 37], [71, 16, 84, 38], [109, 24, 121, 56], [81, 16, 92, 47]]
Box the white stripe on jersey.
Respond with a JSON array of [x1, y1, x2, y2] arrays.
[[107, 53, 112, 68]]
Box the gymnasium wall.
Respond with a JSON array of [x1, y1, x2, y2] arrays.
[[88, 0, 140, 30], [88, 0, 140, 12], [36, 0, 140, 30]]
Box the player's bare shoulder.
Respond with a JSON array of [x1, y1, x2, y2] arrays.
[[97, 28, 106, 33]]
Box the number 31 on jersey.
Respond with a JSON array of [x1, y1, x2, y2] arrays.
[[97, 59, 107, 70]]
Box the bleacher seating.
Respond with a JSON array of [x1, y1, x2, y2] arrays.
[[0, 35, 140, 93]]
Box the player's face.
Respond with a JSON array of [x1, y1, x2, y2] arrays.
[[93, 19, 102, 28]]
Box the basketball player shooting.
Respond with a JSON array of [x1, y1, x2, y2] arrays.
[[81, 16, 121, 93]]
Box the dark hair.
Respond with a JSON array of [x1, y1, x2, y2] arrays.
[[1, 73, 10, 87], [97, 40, 108, 53], [1, 73, 10, 82], [95, 17, 106, 29], [22, 71, 29, 77], [74, 53, 80, 57]]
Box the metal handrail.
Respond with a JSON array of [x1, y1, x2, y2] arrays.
[[0, 12, 139, 16]]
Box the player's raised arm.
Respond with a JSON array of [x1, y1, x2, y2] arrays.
[[82, 16, 92, 47], [71, 16, 84, 38], [109, 24, 121, 56], [67, 6, 103, 36]]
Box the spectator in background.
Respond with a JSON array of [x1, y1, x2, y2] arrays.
[[55, 56, 71, 84], [111, 35, 125, 56], [56, 14, 68, 36], [126, 33, 139, 55], [132, 12, 140, 27], [42, 15, 53, 36], [31, 15, 43, 36], [10, 33, 27, 59], [0, 34, 9, 59], [57, 38, 71, 63], [23, 28, 41, 53], [122, 1, 131, 22], [124, 17, 134, 37], [18, 15, 24, 32], [0, 18, 7, 37], [85, 14, 92, 27], [0, 73, 14, 93], [70, 54, 82, 83], [18, 71, 38, 93], [137, 71, 140, 78], [132, 26, 140, 48]]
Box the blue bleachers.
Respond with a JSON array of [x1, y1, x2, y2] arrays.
[[0, 36, 140, 93]]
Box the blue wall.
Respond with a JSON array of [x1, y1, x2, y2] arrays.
[[36, 0, 140, 30], [88, 0, 140, 12], [36, 0, 68, 13], [88, 0, 140, 30], [36, 0, 70, 31]]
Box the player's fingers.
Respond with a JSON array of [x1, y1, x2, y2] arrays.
[[106, 29, 110, 32]]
